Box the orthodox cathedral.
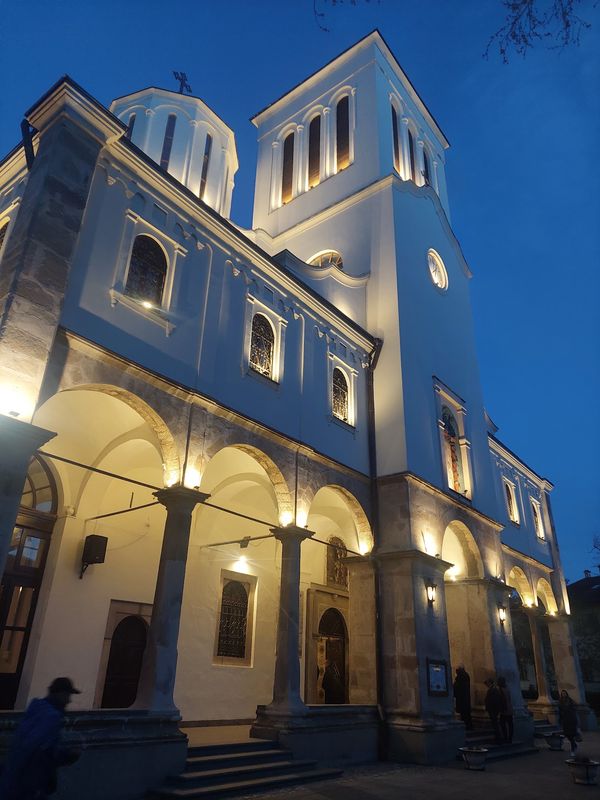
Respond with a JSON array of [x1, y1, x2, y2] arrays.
[[0, 30, 591, 799]]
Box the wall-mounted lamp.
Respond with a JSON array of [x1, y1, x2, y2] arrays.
[[426, 583, 437, 604], [498, 605, 507, 626]]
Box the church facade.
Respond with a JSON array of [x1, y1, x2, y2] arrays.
[[0, 30, 591, 798]]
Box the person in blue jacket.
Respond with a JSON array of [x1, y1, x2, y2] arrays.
[[0, 677, 81, 799]]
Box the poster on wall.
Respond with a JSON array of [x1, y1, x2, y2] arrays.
[[427, 658, 448, 696]]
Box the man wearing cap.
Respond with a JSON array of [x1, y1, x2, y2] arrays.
[[0, 677, 81, 799]]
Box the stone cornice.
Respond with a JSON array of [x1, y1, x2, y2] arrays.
[[489, 434, 553, 492], [501, 542, 554, 573]]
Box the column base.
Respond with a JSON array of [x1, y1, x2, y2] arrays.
[[384, 714, 465, 764], [527, 699, 559, 725], [577, 703, 598, 732], [251, 704, 379, 765]]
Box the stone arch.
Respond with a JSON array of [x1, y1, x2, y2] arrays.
[[536, 577, 558, 615], [59, 383, 180, 480], [441, 520, 484, 581], [310, 484, 373, 555], [201, 443, 292, 523], [507, 566, 534, 607]]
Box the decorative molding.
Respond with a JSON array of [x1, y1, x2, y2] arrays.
[[109, 288, 175, 337]]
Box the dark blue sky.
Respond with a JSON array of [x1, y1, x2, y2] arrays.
[[1, 0, 598, 582]]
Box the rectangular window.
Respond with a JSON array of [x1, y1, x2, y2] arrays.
[[214, 571, 257, 667], [308, 116, 321, 188], [336, 96, 350, 171], [160, 114, 177, 171], [504, 479, 520, 524], [531, 498, 545, 539], [281, 132, 295, 204]]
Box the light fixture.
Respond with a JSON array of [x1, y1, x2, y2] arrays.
[[141, 300, 153, 309], [498, 605, 507, 626], [426, 583, 437, 604]]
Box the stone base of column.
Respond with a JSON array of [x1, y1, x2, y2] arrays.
[[251, 704, 379, 765], [577, 703, 598, 731], [527, 699, 559, 725], [384, 713, 465, 764]]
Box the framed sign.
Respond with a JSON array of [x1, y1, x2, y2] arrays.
[[427, 658, 448, 696]]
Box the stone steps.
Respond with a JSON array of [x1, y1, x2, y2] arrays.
[[149, 739, 342, 799], [462, 727, 538, 762]]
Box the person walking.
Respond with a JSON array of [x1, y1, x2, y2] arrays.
[[484, 677, 503, 743], [497, 676, 514, 743], [0, 677, 81, 799], [559, 689, 580, 757], [453, 665, 473, 730]]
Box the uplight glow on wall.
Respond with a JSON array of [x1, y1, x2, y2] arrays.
[[0, 382, 36, 420]]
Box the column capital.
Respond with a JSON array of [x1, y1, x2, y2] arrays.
[[0, 415, 56, 458], [154, 485, 210, 514], [323, 106, 331, 115], [270, 524, 314, 543], [401, 116, 410, 126]]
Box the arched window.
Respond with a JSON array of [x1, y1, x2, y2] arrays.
[[199, 133, 212, 200], [442, 406, 464, 493], [391, 105, 400, 174], [249, 313, 275, 378], [308, 251, 343, 271], [216, 580, 249, 659], [20, 456, 57, 514], [125, 113, 136, 140], [332, 367, 349, 423], [125, 235, 167, 307], [408, 129, 416, 182], [423, 149, 431, 186], [327, 536, 348, 588], [336, 96, 350, 171], [504, 480, 519, 523], [0, 222, 8, 257], [160, 113, 177, 170], [281, 131, 295, 204], [308, 116, 321, 188]]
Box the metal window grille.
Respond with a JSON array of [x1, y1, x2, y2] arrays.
[[327, 537, 348, 588], [217, 581, 249, 659], [332, 368, 349, 422], [125, 235, 167, 306], [249, 314, 274, 377]]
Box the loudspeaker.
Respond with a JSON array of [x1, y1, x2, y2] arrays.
[[80, 534, 108, 578]]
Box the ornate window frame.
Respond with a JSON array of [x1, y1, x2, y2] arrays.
[[243, 293, 287, 384], [434, 379, 473, 500], [109, 210, 186, 336], [213, 569, 257, 668], [530, 496, 545, 539], [503, 477, 520, 525], [328, 354, 357, 428]]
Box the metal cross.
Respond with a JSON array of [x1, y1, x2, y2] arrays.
[[173, 71, 192, 95]]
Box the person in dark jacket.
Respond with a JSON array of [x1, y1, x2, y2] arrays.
[[484, 678, 503, 743], [559, 689, 580, 757], [453, 666, 473, 729], [0, 677, 81, 799], [497, 676, 514, 743]]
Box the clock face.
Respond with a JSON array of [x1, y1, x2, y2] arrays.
[[427, 250, 448, 291]]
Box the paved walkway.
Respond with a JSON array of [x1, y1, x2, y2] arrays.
[[234, 732, 600, 800]]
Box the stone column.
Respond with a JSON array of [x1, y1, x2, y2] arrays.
[[400, 118, 411, 181], [547, 615, 596, 729], [295, 124, 306, 197], [0, 416, 56, 578], [135, 485, 209, 713], [268, 524, 313, 713], [347, 556, 377, 704], [322, 106, 332, 178], [416, 140, 426, 186]]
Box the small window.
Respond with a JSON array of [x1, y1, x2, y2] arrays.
[[308, 251, 343, 271], [216, 580, 249, 659], [160, 114, 177, 171], [531, 498, 544, 539], [125, 235, 167, 307], [199, 133, 212, 200], [336, 96, 350, 171], [391, 105, 400, 174], [308, 116, 321, 188], [0, 222, 8, 257], [327, 536, 348, 588], [504, 480, 520, 524], [332, 367, 349, 423], [249, 313, 275, 379], [125, 113, 136, 140], [281, 131, 295, 204], [408, 129, 416, 182], [442, 406, 465, 494], [423, 149, 431, 186]]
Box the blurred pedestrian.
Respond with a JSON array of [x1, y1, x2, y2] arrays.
[[559, 689, 580, 757], [453, 665, 473, 730], [484, 677, 503, 743], [497, 676, 514, 743]]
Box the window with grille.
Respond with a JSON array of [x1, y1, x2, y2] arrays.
[[442, 406, 465, 494], [199, 133, 212, 200], [281, 132, 294, 204], [504, 480, 519, 524], [125, 235, 167, 307], [216, 580, 249, 659], [332, 368, 349, 423], [336, 96, 350, 171], [308, 251, 343, 271], [531, 499, 544, 539], [160, 114, 177, 171], [308, 116, 321, 188], [249, 313, 275, 378], [391, 105, 400, 174]]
